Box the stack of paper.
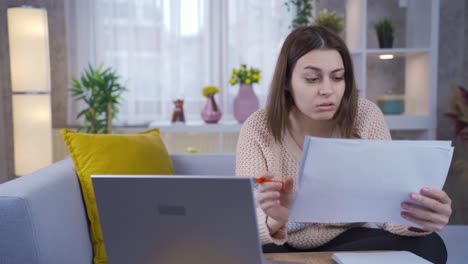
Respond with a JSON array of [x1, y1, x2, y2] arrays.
[[289, 137, 453, 226], [332, 251, 432, 264]]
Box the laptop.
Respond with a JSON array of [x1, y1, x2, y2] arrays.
[[92, 175, 295, 264]]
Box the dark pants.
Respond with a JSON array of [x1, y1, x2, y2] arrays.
[[262, 227, 447, 264]]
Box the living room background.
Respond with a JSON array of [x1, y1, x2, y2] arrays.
[[0, 0, 467, 223]]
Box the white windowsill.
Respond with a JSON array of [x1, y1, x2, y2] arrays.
[[148, 120, 242, 133], [97, 115, 434, 134]]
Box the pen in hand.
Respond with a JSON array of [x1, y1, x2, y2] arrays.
[[254, 177, 285, 187]]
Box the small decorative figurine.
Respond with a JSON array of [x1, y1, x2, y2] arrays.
[[171, 99, 186, 123]]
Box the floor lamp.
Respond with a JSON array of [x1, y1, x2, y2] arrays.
[[7, 6, 53, 176]]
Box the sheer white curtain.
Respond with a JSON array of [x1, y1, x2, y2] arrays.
[[65, 0, 291, 126], [226, 0, 292, 114]]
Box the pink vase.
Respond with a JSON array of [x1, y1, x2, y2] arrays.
[[233, 84, 259, 123], [201, 94, 222, 124]]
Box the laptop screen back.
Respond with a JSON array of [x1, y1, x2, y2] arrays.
[[92, 175, 264, 264]]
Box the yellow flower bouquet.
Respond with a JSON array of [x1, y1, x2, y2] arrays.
[[229, 64, 261, 85], [202, 85, 220, 97]]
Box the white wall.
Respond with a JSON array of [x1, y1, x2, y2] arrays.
[[465, 2, 468, 87], [437, 0, 466, 139]]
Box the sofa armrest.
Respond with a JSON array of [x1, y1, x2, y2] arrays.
[[0, 159, 92, 264]]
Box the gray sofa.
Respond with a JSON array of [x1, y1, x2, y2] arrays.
[[1, 154, 467, 264], [0, 154, 236, 264]]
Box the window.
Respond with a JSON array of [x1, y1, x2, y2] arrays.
[[66, 0, 292, 125]]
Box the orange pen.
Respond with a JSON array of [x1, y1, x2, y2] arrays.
[[254, 178, 285, 187]]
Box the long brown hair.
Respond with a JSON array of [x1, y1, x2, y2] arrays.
[[266, 26, 359, 142]]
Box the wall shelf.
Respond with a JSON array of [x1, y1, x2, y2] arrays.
[[341, 0, 439, 139], [366, 48, 431, 56]]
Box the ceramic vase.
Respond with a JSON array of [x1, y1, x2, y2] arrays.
[[233, 84, 259, 123], [201, 94, 222, 124]]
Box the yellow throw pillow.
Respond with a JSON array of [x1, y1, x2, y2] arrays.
[[60, 128, 174, 264]]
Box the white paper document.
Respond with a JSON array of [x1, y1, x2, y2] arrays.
[[289, 137, 454, 226], [332, 251, 431, 264]]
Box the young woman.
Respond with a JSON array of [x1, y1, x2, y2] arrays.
[[236, 26, 451, 263]]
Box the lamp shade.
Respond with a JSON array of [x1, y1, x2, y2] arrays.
[[7, 7, 52, 176]]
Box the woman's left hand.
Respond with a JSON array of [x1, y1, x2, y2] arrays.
[[401, 187, 452, 232]]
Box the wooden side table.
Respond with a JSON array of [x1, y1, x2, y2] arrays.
[[265, 252, 335, 264]]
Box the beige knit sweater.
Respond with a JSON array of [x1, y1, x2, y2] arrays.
[[236, 98, 430, 249]]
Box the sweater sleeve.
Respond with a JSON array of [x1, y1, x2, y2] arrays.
[[357, 99, 432, 236], [356, 98, 391, 140], [376, 222, 431, 236], [236, 111, 288, 245]]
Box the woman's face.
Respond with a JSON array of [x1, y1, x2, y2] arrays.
[[290, 49, 346, 121]]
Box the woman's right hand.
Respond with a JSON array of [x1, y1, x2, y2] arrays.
[[256, 172, 295, 225]]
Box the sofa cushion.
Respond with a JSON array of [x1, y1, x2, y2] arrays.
[[60, 128, 173, 264]]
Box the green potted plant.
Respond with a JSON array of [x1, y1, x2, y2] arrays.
[[314, 8, 345, 34], [284, 0, 319, 29], [374, 17, 395, 48], [70, 64, 126, 134]]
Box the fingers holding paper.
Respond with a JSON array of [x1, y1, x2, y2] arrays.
[[401, 187, 452, 232], [256, 172, 294, 225]]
